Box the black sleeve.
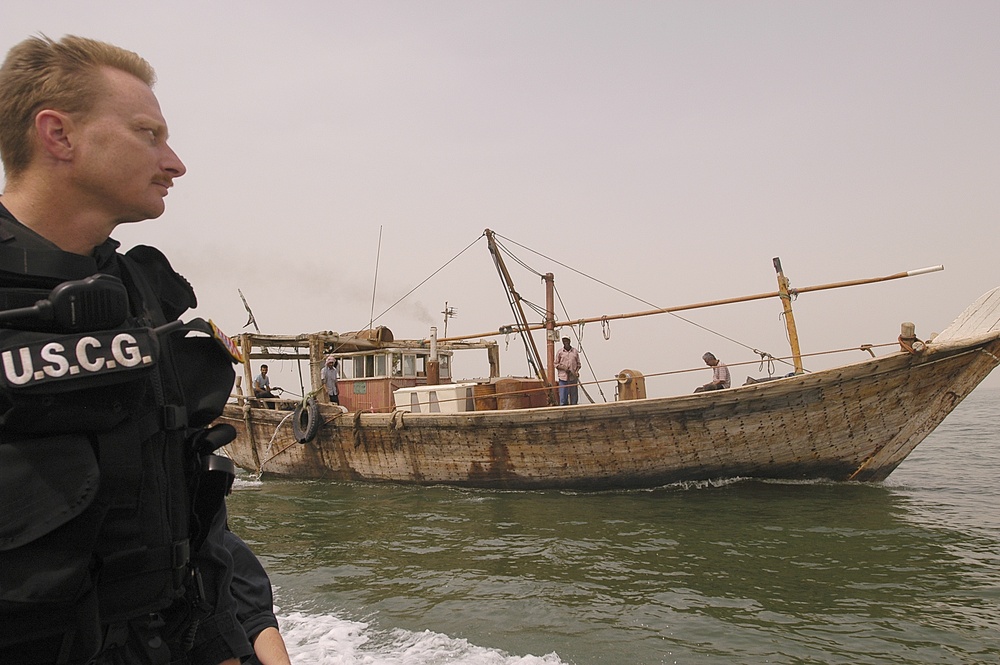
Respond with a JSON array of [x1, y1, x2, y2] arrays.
[[223, 529, 281, 643], [188, 508, 254, 665]]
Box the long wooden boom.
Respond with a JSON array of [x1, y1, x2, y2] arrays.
[[438, 265, 944, 343]]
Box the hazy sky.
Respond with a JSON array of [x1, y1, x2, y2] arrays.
[[3, 1, 998, 396]]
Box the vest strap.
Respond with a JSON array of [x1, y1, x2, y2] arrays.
[[162, 404, 188, 430], [0, 244, 97, 281]]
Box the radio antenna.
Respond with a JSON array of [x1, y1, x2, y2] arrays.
[[369, 225, 383, 332]]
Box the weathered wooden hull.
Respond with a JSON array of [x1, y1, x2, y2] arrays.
[[219, 334, 1000, 489]]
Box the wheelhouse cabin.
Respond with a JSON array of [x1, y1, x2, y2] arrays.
[[234, 327, 500, 413]]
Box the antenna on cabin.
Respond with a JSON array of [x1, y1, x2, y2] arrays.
[[442, 301, 458, 337]]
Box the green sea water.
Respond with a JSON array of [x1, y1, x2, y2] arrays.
[[227, 387, 1000, 664]]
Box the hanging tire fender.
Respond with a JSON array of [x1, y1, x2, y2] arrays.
[[292, 397, 321, 443]]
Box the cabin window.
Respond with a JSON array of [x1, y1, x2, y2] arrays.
[[343, 356, 374, 379], [340, 352, 443, 379]]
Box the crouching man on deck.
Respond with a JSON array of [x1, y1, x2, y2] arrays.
[[694, 352, 731, 392], [0, 35, 252, 664]]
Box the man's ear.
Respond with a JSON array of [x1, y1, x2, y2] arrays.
[[35, 109, 75, 161]]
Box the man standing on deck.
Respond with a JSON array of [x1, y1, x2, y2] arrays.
[[0, 35, 251, 664], [555, 335, 582, 405], [695, 352, 731, 392], [321, 355, 340, 405]]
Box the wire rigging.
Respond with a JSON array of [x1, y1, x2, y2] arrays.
[[368, 233, 484, 328], [360, 230, 811, 386], [491, 232, 792, 387], [493, 232, 795, 371]]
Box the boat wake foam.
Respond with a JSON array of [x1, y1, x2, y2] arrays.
[[273, 607, 567, 665]]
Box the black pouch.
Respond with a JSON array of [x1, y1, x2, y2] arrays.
[[166, 318, 238, 427], [0, 434, 101, 604], [0, 434, 105, 657]]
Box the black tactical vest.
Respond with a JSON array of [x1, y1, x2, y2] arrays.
[[0, 238, 238, 664]]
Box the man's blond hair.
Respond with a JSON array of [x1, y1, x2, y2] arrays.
[[0, 34, 156, 181]]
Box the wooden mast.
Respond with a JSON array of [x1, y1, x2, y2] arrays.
[[439, 264, 944, 343], [485, 229, 549, 385], [239, 334, 262, 473], [544, 272, 556, 400], [773, 257, 804, 374]]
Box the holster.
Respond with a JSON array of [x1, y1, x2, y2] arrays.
[[188, 424, 237, 551]]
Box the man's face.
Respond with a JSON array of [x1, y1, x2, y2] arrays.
[[562, 339, 571, 350], [70, 67, 186, 224], [261, 366, 268, 375]]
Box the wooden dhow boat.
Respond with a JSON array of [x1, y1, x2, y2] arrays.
[[219, 232, 1000, 489]]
